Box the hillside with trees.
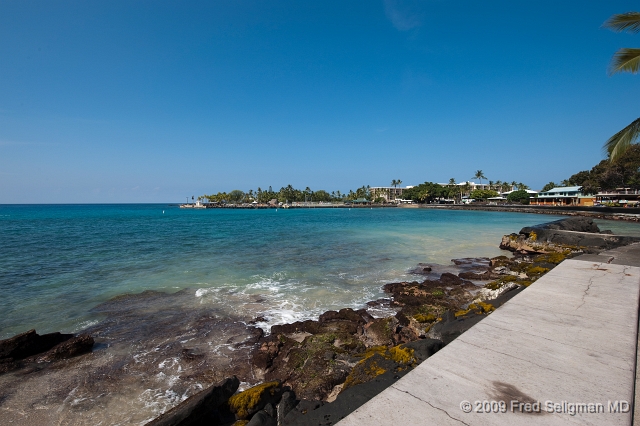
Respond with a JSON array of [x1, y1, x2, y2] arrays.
[[564, 145, 640, 194]]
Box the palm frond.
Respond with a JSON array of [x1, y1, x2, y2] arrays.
[[603, 12, 640, 33], [609, 48, 640, 74], [604, 117, 640, 161]]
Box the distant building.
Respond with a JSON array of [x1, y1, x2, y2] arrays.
[[369, 186, 414, 202], [530, 186, 595, 206], [595, 188, 640, 206]]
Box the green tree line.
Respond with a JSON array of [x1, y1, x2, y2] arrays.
[[199, 185, 373, 204]]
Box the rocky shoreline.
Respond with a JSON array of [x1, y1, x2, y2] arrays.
[[1, 217, 637, 426]]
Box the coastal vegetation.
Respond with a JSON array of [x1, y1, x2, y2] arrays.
[[200, 185, 373, 204], [506, 189, 531, 204], [603, 12, 640, 160], [562, 145, 640, 193]]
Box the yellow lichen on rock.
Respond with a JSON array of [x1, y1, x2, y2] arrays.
[[529, 231, 537, 241], [389, 346, 415, 364], [454, 309, 470, 317], [536, 251, 570, 264], [232, 421, 249, 426], [476, 301, 495, 313], [527, 266, 550, 275], [413, 313, 436, 323], [228, 381, 280, 419]]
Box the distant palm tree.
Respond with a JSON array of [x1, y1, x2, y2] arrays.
[[603, 12, 640, 160], [473, 170, 487, 186], [488, 180, 494, 191], [510, 181, 517, 191]]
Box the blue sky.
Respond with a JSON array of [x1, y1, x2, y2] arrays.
[[1, 0, 639, 203]]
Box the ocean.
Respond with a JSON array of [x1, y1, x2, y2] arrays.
[[1, 204, 638, 424], [0, 204, 566, 338]]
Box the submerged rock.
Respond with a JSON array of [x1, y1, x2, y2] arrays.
[[0, 329, 94, 375], [0, 329, 73, 361]]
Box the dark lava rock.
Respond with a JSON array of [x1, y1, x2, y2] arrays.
[[319, 308, 371, 324], [458, 271, 500, 280], [438, 272, 470, 286], [283, 339, 443, 426], [277, 391, 298, 425], [451, 257, 491, 267], [37, 334, 94, 362], [0, 329, 73, 361], [516, 217, 640, 251], [247, 410, 277, 426], [523, 217, 600, 233], [282, 400, 326, 425], [146, 376, 239, 426], [366, 298, 392, 308]]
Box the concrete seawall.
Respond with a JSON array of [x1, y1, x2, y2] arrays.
[[338, 244, 640, 425]]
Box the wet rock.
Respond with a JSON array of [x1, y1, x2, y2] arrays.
[[0, 329, 73, 361], [319, 308, 370, 324], [180, 348, 205, 361], [451, 257, 491, 267], [37, 334, 94, 362], [366, 298, 391, 308], [146, 376, 239, 426], [249, 316, 268, 325]]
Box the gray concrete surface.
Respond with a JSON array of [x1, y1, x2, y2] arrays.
[[338, 256, 640, 425]]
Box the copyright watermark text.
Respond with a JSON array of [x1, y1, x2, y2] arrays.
[[459, 400, 630, 415]]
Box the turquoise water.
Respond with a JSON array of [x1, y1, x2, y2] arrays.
[[1, 204, 635, 339]]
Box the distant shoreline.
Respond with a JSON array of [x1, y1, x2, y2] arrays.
[[175, 201, 640, 221], [416, 204, 640, 222]]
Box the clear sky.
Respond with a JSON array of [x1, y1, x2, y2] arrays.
[[1, 0, 639, 203]]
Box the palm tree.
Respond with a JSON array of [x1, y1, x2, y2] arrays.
[[603, 12, 640, 160], [510, 181, 517, 191], [472, 170, 487, 186]]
